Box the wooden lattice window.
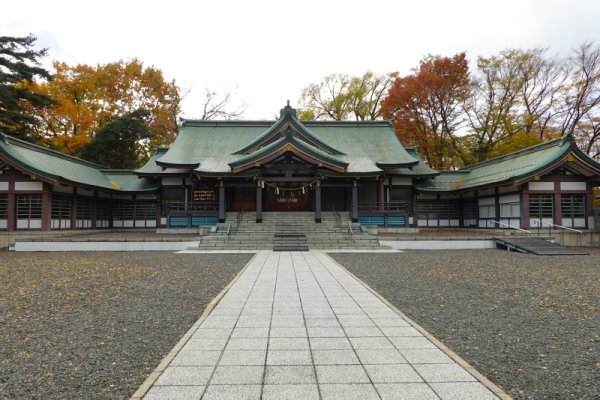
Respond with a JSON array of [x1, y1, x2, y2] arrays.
[[16, 195, 42, 229], [0, 194, 7, 219], [561, 195, 585, 218], [76, 198, 93, 228], [51, 196, 71, 229], [529, 194, 553, 218]]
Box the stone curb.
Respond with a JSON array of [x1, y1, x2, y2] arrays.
[[129, 251, 259, 399], [323, 252, 513, 400]]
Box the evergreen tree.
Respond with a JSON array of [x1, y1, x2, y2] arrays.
[[0, 34, 54, 141], [79, 109, 151, 169]]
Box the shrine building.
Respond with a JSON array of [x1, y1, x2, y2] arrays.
[[1, 104, 599, 232]]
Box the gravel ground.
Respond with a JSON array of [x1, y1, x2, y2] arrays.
[[0, 251, 252, 399], [332, 249, 600, 400]]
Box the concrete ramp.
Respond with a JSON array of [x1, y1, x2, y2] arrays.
[[494, 237, 588, 255]]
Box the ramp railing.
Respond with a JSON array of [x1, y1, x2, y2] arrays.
[[532, 220, 583, 246], [490, 220, 531, 235]]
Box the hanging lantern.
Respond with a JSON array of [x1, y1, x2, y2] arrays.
[[276, 187, 279, 195], [302, 187, 305, 194]]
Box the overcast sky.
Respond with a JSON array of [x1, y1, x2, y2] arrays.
[[2, 0, 599, 120]]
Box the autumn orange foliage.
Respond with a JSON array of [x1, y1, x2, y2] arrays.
[[24, 59, 181, 157], [381, 53, 470, 170]]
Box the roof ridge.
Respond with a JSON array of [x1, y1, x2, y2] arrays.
[[460, 136, 566, 170], [0, 132, 108, 169]]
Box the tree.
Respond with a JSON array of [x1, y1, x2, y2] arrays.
[[199, 87, 246, 120], [463, 49, 529, 163], [25, 59, 181, 156], [78, 109, 151, 169], [298, 71, 398, 121], [381, 53, 470, 169], [517, 48, 567, 138], [560, 42, 600, 157], [0, 34, 55, 141]]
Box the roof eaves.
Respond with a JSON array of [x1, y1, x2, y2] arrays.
[[0, 133, 108, 169]]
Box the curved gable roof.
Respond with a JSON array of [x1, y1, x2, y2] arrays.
[[0, 133, 158, 192], [153, 111, 418, 174], [229, 132, 348, 173], [234, 105, 343, 155], [415, 135, 600, 192]]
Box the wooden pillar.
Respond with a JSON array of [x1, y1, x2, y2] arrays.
[[41, 182, 51, 231], [351, 180, 358, 222], [412, 192, 418, 227], [256, 183, 262, 223], [474, 191, 480, 228], [552, 181, 561, 226], [7, 183, 15, 232], [586, 182, 593, 229], [155, 192, 162, 228], [458, 194, 464, 228], [315, 181, 321, 223], [494, 187, 500, 222], [436, 194, 441, 227], [71, 188, 77, 230], [520, 184, 530, 230], [91, 191, 97, 229], [378, 178, 385, 212], [218, 180, 225, 223]]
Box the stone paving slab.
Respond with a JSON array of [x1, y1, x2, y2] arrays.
[[141, 250, 504, 399]]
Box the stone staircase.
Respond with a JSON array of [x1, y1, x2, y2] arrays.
[[192, 211, 385, 251]]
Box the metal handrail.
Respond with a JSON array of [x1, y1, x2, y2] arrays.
[[491, 220, 531, 233], [226, 222, 232, 236], [532, 220, 583, 234], [332, 204, 341, 227], [347, 220, 354, 235], [236, 203, 244, 232]]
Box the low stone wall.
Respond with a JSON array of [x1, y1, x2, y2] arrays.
[[13, 240, 199, 252], [0, 230, 99, 249], [380, 239, 496, 250]]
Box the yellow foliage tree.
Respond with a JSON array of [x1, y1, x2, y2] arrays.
[[25, 59, 181, 158]]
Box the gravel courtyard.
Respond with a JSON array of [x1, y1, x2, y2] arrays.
[[0, 251, 252, 399], [332, 249, 600, 400]]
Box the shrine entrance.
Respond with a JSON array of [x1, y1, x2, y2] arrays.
[[265, 182, 313, 211]]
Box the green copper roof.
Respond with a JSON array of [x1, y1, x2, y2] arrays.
[[234, 105, 343, 155], [415, 135, 600, 192], [229, 132, 349, 172], [0, 133, 158, 192], [387, 147, 439, 177], [153, 108, 418, 175]]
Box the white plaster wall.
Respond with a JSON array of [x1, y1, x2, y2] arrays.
[[562, 218, 586, 228], [51, 219, 71, 229], [17, 219, 41, 229], [0, 182, 8, 191], [560, 182, 586, 191], [530, 218, 553, 228], [380, 240, 496, 250], [499, 218, 521, 228], [14, 241, 199, 252], [15, 182, 43, 191], [528, 182, 554, 191], [0, 220, 6, 229]]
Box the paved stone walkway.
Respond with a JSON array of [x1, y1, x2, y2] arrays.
[[143, 251, 500, 400]]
